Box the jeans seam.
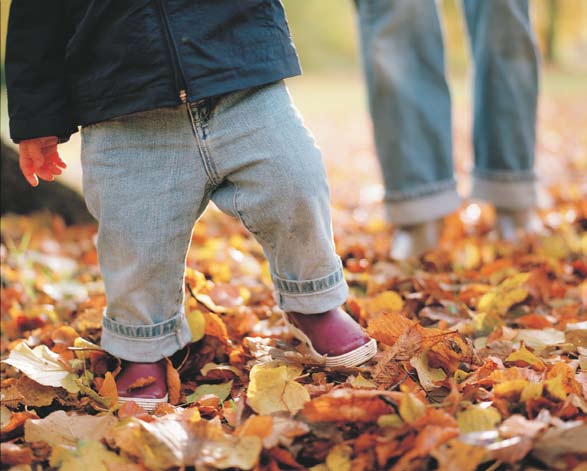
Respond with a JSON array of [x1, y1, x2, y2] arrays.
[[186, 103, 220, 185], [271, 259, 345, 295], [276, 280, 346, 297], [102, 310, 183, 339], [473, 169, 535, 182], [385, 178, 457, 202]]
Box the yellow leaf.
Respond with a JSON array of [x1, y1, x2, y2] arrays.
[[477, 273, 530, 316], [367, 291, 404, 313], [50, 440, 128, 471], [505, 343, 546, 371], [545, 375, 567, 401], [410, 352, 447, 391], [186, 309, 206, 342], [493, 380, 527, 398], [377, 414, 403, 428], [521, 382, 544, 402], [326, 444, 352, 471], [457, 406, 501, 433], [348, 374, 377, 389], [399, 392, 426, 424], [247, 364, 310, 416]]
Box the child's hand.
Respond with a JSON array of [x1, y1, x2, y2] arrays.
[[19, 136, 67, 187]]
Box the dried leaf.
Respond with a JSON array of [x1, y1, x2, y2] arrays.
[[2, 342, 80, 393], [98, 372, 118, 409], [25, 411, 118, 447], [325, 444, 352, 471], [477, 273, 530, 316], [49, 440, 128, 471], [457, 405, 501, 433], [247, 364, 309, 416], [186, 381, 233, 405]]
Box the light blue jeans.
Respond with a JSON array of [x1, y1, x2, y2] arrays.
[[356, 0, 539, 226], [81, 81, 348, 362]]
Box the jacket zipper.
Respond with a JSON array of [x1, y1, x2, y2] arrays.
[[156, 0, 188, 103]]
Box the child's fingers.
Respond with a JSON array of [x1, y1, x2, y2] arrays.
[[18, 149, 39, 187]]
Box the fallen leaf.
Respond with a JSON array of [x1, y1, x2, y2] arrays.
[[325, 444, 352, 471], [410, 352, 447, 391], [0, 442, 34, 465], [303, 389, 399, 423], [477, 273, 530, 316], [247, 364, 309, 416], [366, 291, 404, 314], [505, 343, 546, 371], [98, 372, 118, 409], [186, 381, 233, 405], [49, 439, 128, 471], [398, 393, 426, 424], [457, 405, 501, 433], [431, 439, 486, 471], [25, 411, 118, 447], [2, 342, 79, 393]]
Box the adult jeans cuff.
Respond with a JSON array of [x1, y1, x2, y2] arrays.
[[386, 184, 461, 226], [471, 173, 537, 210], [101, 310, 192, 362], [272, 260, 349, 314]]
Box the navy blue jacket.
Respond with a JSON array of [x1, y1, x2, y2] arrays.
[[6, 0, 301, 142]]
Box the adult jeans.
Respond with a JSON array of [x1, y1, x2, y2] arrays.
[[356, 0, 539, 226], [81, 81, 348, 362]]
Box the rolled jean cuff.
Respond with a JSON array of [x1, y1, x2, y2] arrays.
[[100, 309, 192, 362], [385, 180, 461, 226], [471, 172, 537, 210], [272, 259, 349, 314]]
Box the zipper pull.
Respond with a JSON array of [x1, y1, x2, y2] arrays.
[[179, 89, 187, 103]]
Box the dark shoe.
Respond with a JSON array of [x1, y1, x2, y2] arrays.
[[495, 208, 543, 241], [116, 360, 168, 411], [284, 308, 377, 367], [390, 219, 443, 260]]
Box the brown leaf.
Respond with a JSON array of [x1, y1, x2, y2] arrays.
[[0, 442, 33, 465]]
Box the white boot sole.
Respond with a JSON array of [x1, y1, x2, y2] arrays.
[[118, 393, 169, 412]]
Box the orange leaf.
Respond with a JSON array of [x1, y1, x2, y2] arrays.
[[165, 358, 181, 405], [302, 389, 401, 423], [126, 376, 156, 391], [366, 312, 416, 346], [204, 312, 229, 343], [98, 371, 118, 409], [237, 415, 273, 440]]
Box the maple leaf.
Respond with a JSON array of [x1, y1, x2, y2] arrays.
[[247, 364, 310, 416], [477, 273, 530, 316]]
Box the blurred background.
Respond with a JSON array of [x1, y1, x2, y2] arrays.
[[1, 0, 586, 215]]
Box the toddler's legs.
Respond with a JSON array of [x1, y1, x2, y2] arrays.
[[81, 107, 209, 362], [192, 82, 349, 314]]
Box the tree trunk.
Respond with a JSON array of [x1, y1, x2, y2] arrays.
[[1, 139, 94, 225]]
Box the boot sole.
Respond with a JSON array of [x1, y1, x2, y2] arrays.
[[118, 393, 169, 412]]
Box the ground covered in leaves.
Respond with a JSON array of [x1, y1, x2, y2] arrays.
[[1, 177, 586, 471]]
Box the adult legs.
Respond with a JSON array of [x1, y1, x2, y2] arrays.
[[463, 0, 540, 238], [355, 0, 459, 258]]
